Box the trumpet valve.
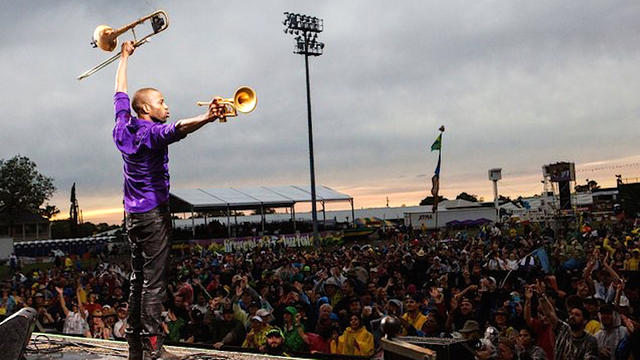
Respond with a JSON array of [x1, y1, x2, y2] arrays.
[[93, 25, 118, 52]]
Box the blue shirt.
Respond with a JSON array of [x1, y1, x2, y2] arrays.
[[113, 92, 185, 213]]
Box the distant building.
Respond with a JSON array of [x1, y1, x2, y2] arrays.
[[591, 187, 619, 214], [0, 209, 51, 241]]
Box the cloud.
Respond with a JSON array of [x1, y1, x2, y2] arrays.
[[2, 0, 640, 223]]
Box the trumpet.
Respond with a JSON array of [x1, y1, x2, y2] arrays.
[[197, 86, 257, 122], [77, 10, 169, 80]]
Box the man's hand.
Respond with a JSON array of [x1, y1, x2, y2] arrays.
[[207, 97, 226, 121], [213, 342, 224, 349], [121, 41, 135, 58], [55, 287, 63, 296]]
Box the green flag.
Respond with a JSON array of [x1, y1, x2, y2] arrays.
[[430, 134, 442, 151]]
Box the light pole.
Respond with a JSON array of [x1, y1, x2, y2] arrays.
[[283, 12, 325, 243]]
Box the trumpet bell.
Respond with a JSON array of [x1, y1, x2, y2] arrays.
[[234, 86, 257, 113], [93, 25, 118, 52], [195, 86, 257, 122]]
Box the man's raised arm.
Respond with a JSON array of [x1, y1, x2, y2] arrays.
[[115, 41, 135, 93]]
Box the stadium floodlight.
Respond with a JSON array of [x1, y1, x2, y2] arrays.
[[283, 12, 325, 244]]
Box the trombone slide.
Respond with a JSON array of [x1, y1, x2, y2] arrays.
[[77, 10, 169, 80]]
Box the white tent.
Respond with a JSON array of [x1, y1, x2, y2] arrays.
[[169, 185, 354, 235]]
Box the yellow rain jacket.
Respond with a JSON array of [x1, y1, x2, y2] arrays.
[[332, 326, 374, 356]]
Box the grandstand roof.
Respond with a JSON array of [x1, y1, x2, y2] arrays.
[[170, 185, 352, 212]]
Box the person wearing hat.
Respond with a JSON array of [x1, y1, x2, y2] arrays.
[[282, 306, 308, 353], [89, 308, 112, 339], [401, 293, 427, 335], [385, 299, 403, 316], [302, 265, 312, 278], [265, 328, 290, 356], [318, 277, 342, 308], [492, 308, 517, 340], [212, 304, 246, 349], [242, 314, 273, 351], [426, 256, 450, 276], [256, 308, 274, 324], [83, 292, 102, 320], [102, 305, 118, 336], [457, 320, 482, 341], [446, 296, 475, 333], [240, 300, 260, 328]]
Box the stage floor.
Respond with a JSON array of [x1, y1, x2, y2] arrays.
[[26, 333, 291, 360]]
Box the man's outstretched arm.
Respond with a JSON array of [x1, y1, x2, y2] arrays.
[[175, 98, 225, 135], [115, 41, 135, 93]]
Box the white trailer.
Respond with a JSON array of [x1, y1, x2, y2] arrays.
[[0, 237, 14, 261], [404, 207, 497, 229]]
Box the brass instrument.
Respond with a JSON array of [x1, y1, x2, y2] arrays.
[[77, 10, 169, 80], [197, 86, 257, 122]]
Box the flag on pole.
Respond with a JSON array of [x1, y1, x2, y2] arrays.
[[430, 134, 442, 151], [431, 152, 441, 212], [430, 130, 443, 212], [534, 247, 551, 273]]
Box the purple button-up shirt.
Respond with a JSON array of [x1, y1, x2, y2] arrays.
[[113, 92, 185, 213]]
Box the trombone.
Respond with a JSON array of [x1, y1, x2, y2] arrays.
[[77, 10, 169, 80], [196, 86, 257, 122]]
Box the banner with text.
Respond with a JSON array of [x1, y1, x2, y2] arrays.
[[187, 231, 343, 253]]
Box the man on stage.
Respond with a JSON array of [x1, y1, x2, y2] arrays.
[[113, 40, 225, 360]]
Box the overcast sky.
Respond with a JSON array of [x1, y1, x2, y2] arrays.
[[2, 1, 640, 224]]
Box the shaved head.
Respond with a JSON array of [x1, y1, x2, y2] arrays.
[[132, 88, 160, 116]]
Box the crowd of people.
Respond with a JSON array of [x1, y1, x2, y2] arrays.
[[1, 220, 640, 359]]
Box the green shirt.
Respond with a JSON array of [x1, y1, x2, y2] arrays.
[[283, 324, 306, 352], [166, 317, 186, 343]]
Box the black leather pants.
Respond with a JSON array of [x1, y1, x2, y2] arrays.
[[125, 203, 171, 338]]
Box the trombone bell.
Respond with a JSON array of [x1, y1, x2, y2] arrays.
[[93, 25, 118, 52], [78, 10, 169, 80]]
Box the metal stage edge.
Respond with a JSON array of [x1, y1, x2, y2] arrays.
[[26, 332, 296, 360]]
